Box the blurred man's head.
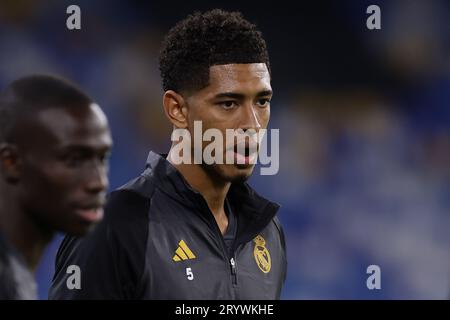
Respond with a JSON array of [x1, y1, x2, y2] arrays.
[[159, 9, 272, 183], [0, 75, 112, 236]]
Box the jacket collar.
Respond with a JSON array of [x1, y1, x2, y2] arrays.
[[143, 151, 280, 245]]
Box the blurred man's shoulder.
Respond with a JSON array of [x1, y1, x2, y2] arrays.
[[0, 234, 37, 300]]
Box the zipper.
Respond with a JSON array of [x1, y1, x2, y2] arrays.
[[230, 256, 238, 285], [197, 196, 238, 286]]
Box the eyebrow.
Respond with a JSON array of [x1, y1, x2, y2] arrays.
[[214, 90, 273, 100], [59, 144, 112, 154]]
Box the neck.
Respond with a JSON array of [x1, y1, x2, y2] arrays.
[[0, 186, 53, 272], [167, 147, 230, 234]]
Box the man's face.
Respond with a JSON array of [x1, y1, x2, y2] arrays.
[[15, 104, 112, 236], [185, 63, 272, 183]]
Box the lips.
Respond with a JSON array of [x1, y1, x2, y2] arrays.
[[225, 143, 258, 165], [222, 132, 259, 165], [234, 144, 250, 156], [74, 205, 104, 223]]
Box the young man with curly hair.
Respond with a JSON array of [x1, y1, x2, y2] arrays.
[[50, 9, 286, 300]]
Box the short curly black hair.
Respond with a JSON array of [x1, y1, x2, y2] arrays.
[[159, 9, 270, 93]]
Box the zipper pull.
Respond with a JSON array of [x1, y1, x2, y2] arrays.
[[230, 257, 238, 285], [230, 257, 236, 275]]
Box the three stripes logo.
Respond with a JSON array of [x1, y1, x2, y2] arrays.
[[172, 240, 196, 262]]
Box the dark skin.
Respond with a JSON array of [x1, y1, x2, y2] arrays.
[[164, 63, 272, 234], [0, 103, 112, 271]]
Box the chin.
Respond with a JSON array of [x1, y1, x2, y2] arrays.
[[64, 220, 98, 237], [221, 165, 255, 183], [202, 163, 255, 184], [228, 173, 251, 184]]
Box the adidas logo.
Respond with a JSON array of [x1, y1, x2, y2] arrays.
[[172, 240, 196, 261]]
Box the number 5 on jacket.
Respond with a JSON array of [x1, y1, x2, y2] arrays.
[[186, 267, 194, 281]]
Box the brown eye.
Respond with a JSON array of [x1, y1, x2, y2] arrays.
[[219, 101, 237, 110], [256, 98, 270, 107]]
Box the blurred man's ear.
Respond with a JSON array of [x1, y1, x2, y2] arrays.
[[0, 144, 21, 183], [163, 90, 189, 129]]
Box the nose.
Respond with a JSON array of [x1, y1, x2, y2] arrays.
[[84, 162, 108, 195], [240, 103, 262, 132]]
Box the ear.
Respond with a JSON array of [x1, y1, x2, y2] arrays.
[[0, 143, 21, 183], [162, 90, 189, 129]]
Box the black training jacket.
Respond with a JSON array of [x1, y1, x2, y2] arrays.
[[49, 151, 287, 299]]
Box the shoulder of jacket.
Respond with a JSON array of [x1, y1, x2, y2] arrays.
[[271, 216, 284, 233], [270, 216, 286, 250], [104, 177, 154, 225], [117, 172, 157, 198]]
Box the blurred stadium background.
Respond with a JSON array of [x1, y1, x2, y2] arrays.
[[1, 0, 449, 299]]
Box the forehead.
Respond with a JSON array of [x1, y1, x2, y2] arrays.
[[24, 103, 111, 148], [206, 63, 271, 94]]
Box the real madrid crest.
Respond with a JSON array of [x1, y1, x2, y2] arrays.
[[253, 235, 271, 273]]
